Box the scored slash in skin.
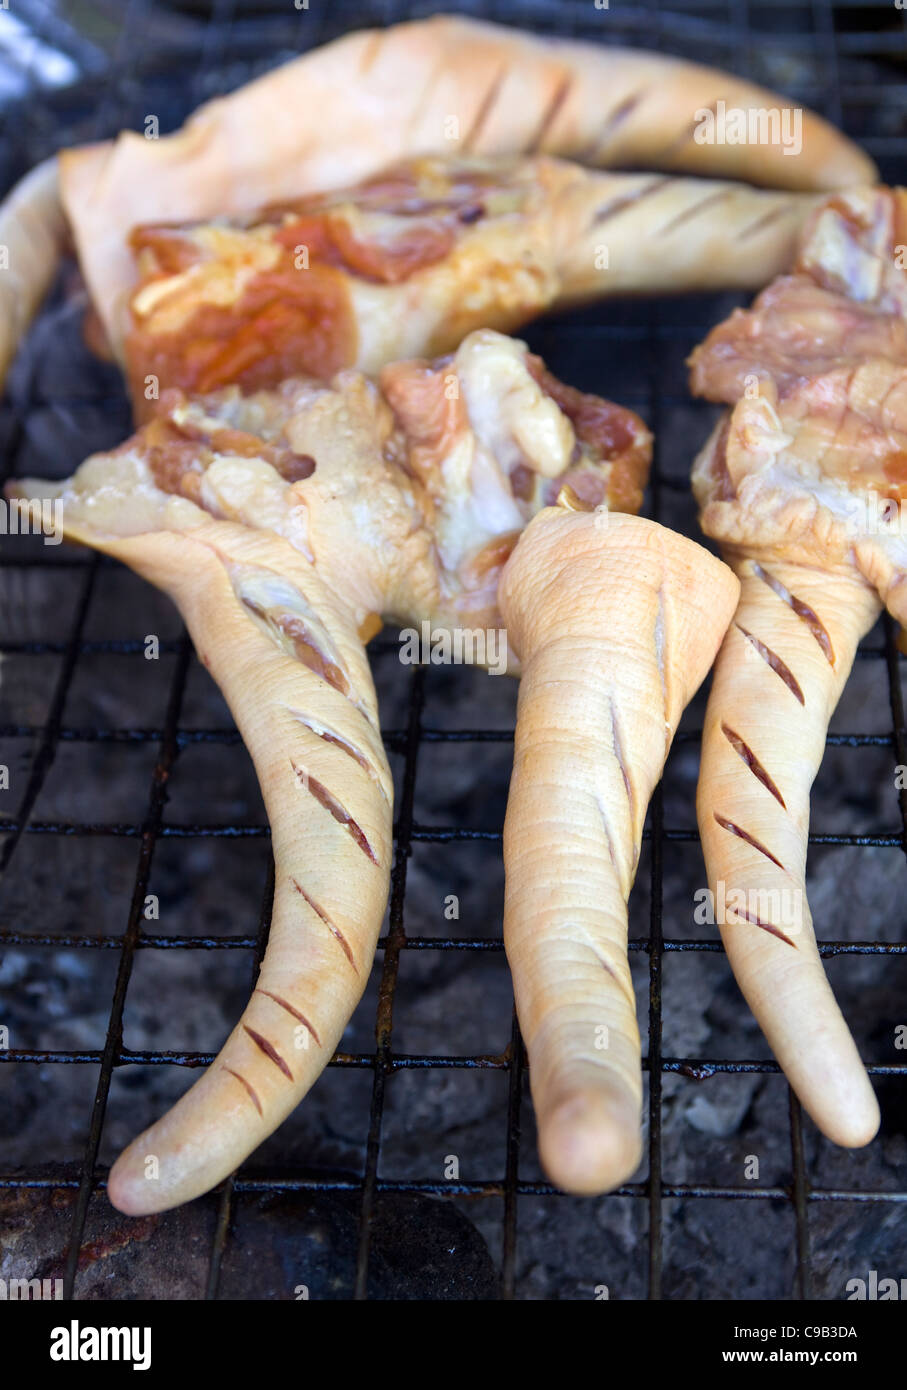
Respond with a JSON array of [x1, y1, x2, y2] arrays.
[[119, 154, 819, 417], [8, 330, 650, 1214], [689, 186, 907, 1147], [498, 503, 740, 1195]]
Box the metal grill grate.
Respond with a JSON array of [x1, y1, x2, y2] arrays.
[[1, 0, 906, 1301]]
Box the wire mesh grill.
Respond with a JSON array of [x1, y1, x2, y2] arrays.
[[1, 0, 906, 1301]]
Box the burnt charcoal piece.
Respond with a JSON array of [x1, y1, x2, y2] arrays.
[[216, 1189, 498, 1301]]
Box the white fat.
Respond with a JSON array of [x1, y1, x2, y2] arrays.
[[461, 439, 524, 532], [455, 330, 575, 479], [801, 194, 893, 305], [805, 209, 883, 303], [734, 397, 794, 467], [49, 451, 200, 538], [199, 456, 311, 558], [432, 433, 522, 576], [171, 402, 238, 436]]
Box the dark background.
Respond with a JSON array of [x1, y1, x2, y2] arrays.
[[0, 0, 905, 1301]]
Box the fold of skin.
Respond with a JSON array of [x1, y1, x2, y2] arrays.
[[499, 505, 740, 1195], [57, 12, 875, 352], [117, 157, 815, 409], [9, 331, 650, 1213], [690, 187, 907, 1147], [699, 556, 881, 1146]]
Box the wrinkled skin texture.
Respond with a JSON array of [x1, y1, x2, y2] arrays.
[[500, 506, 738, 1195]]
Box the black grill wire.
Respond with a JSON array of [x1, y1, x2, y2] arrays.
[[0, 0, 906, 1302]]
